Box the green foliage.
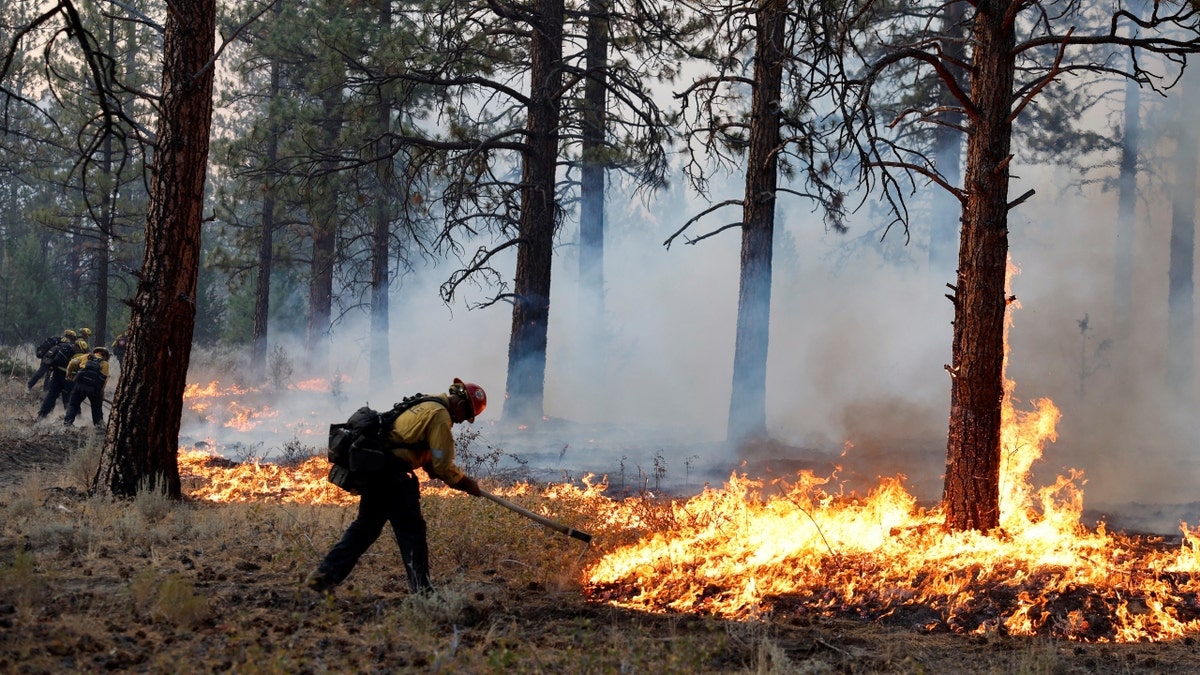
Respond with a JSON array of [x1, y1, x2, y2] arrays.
[[0, 232, 68, 343], [194, 250, 228, 347]]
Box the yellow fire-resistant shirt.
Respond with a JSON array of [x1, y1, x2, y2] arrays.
[[65, 353, 110, 382], [387, 394, 465, 486]]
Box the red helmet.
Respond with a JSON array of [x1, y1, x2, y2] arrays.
[[452, 377, 487, 422]]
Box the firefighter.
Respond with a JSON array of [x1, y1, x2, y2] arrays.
[[35, 337, 88, 421], [306, 378, 487, 595], [111, 330, 129, 366], [64, 346, 110, 429], [28, 329, 76, 391]]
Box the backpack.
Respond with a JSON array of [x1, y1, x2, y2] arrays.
[[49, 342, 77, 369], [74, 356, 106, 389], [35, 336, 59, 359], [326, 393, 446, 494]]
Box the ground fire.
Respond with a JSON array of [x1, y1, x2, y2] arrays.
[[177, 374, 1200, 643]]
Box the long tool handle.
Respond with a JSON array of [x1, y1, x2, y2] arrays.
[[481, 489, 593, 544]]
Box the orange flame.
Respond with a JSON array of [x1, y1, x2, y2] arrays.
[[582, 260, 1200, 641]]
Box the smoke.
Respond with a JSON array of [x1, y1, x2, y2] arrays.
[[175, 98, 1200, 535]]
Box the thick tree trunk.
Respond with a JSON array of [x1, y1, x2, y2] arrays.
[[369, 0, 394, 390], [727, 0, 785, 445], [102, 0, 215, 499], [942, 1, 1015, 532], [306, 88, 342, 365], [251, 22, 282, 378], [504, 0, 565, 424]]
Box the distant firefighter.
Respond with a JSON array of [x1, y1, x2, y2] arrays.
[[36, 336, 87, 421], [64, 346, 110, 430], [28, 329, 76, 392]]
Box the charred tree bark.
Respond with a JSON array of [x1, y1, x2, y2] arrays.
[[504, 0, 565, 424], [727, 0, 785, 445], [102, 0, 215, 499], [942, 1, 1015, 532]]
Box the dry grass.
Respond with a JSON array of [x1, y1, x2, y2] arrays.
[[0, 377, 1196, 672]]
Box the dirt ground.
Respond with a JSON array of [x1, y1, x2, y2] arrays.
[[2, 380, 1200, 673]]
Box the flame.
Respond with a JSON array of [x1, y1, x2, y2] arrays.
[[181, 450, 355, 505], [582, 388, 1200, 640], [182, 379, 323, 435], [174, 320, 1200, 641], [582, 260, 1200, 641]]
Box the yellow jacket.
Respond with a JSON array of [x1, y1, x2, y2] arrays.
[[387, 394, 465, 486], [66, 353, 110, 383]]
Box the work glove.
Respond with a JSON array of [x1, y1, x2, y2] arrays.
[[454, 476, 482, 497]]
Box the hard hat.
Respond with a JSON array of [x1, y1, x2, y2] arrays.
[[75, 339, 88, 352], [93, 346, 110, 358], [80, 328, 92, 337], [63, 329, 77, 339], [451, 377, 487, 422]]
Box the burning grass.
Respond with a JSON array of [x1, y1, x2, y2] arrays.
[[3, 375, 1200, 671]]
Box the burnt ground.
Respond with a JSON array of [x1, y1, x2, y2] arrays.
[[2, 379, 1200, 673]]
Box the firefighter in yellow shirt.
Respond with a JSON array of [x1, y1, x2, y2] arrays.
[[64, 346, 110, 429], [307, 378, 487, 594]]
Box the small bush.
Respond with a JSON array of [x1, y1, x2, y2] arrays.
[[134, 475, 172, 524], [65, 437, 104, 491], [156, 573, 210, 627], [275, 438, 319, 467], [456, 428, 527, 479], [269, 345, 293, 390]]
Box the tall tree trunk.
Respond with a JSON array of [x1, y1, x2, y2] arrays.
[[94, 15, 116, 346], [727, 0, 785, 445], [943, 1, 1015, 532], [928, 0, 969, 278], [1114, 74, 1139, 335], [306, 88, 343, 366], [97, 132, 113, 345], [504, 0, 565, 424], [578, 0, 609, 386], [1166, 76, 1197, 402], [369, 0, 393, 389], [251, 9, 283, 378], [102, 0, 215, 499]]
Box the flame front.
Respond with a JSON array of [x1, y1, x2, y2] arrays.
[[183, 379, 320, 434], [582, 389, 1200, 640], [581, 360, 1200, 641], [583, 265, 1200, 641], [175, 365, 1200, 642]]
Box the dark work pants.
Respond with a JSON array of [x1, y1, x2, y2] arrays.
[[65, 383, 104, 427], [317, 470, 432, 592], [27, 362, 50, 390], [37, 370, 71, 418]]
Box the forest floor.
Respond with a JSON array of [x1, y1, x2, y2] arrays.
[[1, 377, 1199, 673]]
